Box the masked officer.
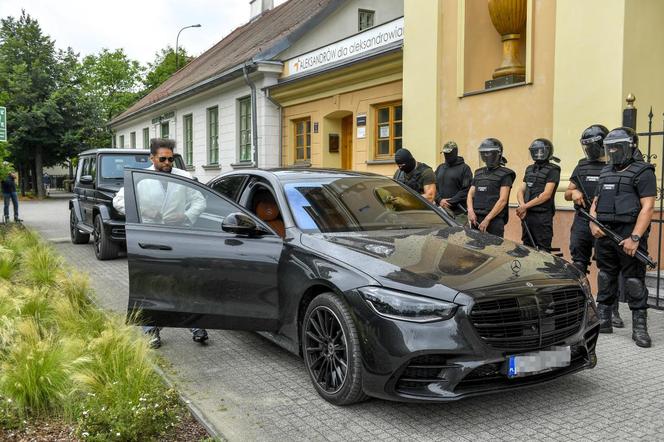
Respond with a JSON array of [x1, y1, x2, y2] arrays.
[[467, 138, 516, 237], [590, 127, 656, 347], [516, 139, 561, 252], [393, 148, 436, 203], [435, 141, 472, 226], [564, 125, 625, 328]]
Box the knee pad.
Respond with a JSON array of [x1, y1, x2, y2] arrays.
[[624, 278, 644, 303], [598, 270, 613, 293]]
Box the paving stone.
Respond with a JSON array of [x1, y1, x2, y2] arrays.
[[21, 196, 664, 442]]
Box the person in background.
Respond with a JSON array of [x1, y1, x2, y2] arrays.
[[2, 172, 20, 223], [393, 148, 436, 203], [434, 141, 472, 226], [43, 173, 51, 196]]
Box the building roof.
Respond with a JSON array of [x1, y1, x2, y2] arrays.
[[110, 0, 341, 126]]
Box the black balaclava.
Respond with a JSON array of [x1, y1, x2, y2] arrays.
[[394, 148, 416, 174]]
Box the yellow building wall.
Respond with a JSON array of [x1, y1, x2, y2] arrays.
[[280, 80, 403, 177], [402, 0, 443, 167], [434, 0, 556, 197], [552, 0, 626, 194], [623, 0, 664, 136]]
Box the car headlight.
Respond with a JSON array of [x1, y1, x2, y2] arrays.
[[358, 287, 457, 323]]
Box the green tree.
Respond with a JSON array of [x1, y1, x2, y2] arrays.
[[141, 46, 192, 97]]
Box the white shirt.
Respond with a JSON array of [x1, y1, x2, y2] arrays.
[[113, 165, 206, 225]]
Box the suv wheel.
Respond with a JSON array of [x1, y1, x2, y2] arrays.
[[302, 293, 368, 405], [93, 214, 119, 260], [70, 209, 90, 244]]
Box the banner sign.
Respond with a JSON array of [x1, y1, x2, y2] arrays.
[[0, 107, 6, 142], [285, 17, 404, 77]]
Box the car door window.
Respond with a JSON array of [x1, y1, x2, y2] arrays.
[[132, 171, 243, 231], [77, 158, 88, 183], [210, 175, 247, 201], [88, 157, 97, 181]]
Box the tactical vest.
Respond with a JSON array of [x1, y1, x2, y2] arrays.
[[572, 159, 605, 210], [472, 166, 516, 221], [394, 162, 431, 194], [524, 162, 560, 213], [596, 161, 655, 224]]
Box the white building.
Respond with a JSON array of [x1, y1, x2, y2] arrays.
[[109, 0, 403, 182]]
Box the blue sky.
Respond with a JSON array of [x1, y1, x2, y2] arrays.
[[0, 0, 288, 64]]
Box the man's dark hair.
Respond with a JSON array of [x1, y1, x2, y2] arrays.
[[149, 138, 176, 155]]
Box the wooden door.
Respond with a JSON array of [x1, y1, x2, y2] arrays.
[[341, 115, 353, 170]]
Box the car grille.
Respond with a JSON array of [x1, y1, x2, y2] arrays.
[[469, 287, 586, 351]]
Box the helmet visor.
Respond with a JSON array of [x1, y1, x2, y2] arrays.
[[604, 138, 631, 166], [480, 150, 502, 168], [529, 146, 548, 161]]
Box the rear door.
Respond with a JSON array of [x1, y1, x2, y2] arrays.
[[123, 168, 282, 331]]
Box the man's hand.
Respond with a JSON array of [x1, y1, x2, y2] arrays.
[[468, 210, 477, 226], [439, 198, 451, 209], [163, 212, 187, 225], [571, 189, 586, 207], [478, 218, 490, 233], [619, 237, 639, 257], [516, 205, 527, 220], [590, 223, 606, 238]]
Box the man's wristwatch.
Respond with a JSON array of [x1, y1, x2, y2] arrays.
[[630, 234, 641, 242]]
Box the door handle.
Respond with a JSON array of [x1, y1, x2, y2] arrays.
[[138, 243, 172, 251]]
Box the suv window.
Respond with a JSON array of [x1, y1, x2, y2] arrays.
[[77, 157, 89, 182], [210, 175, 248, 201], [100, 154, 152, 182]]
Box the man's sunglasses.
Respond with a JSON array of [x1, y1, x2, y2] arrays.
[[157, 156, 175, 163]]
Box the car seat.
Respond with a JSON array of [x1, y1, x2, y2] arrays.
[[254, 193, 285, 238]]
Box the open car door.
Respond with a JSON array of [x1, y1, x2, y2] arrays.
[[123, 168, 282, 331]]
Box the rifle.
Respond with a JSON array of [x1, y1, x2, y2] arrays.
[[578, 208, 657, 269], [521, 217, 539, 250]]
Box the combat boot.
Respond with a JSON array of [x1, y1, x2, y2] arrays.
[[597, 303, 613, 334], [3, 215, 8, 224], [611, 298, 624, 328], [632, 310, 652, 348]]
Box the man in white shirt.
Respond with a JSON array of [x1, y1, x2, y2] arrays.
[[113, 138, 208, 348]]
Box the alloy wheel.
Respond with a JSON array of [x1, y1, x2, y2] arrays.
[[304, 306, 348, 394]]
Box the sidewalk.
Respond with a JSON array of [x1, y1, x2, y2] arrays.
[[20, 197, 664, 441]]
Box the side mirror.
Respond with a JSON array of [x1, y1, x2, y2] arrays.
[[222, 212, 269, 236], [79, 175, 94, 185]]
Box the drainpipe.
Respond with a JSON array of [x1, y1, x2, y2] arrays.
[[243, 64, 259, 167], [264, 89, 282, 168]]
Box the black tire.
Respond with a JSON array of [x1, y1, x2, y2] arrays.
[[302, 292, 368, 405], [93, 214, 120, 260], [70, 208, 90, 244]]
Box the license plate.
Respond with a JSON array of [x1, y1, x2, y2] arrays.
[[507, 346, 571, 378]]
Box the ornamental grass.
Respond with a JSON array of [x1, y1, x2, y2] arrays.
[[0, 225, 181, 440]]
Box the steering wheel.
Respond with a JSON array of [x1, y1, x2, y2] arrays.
[[374, 211, 399, 224]]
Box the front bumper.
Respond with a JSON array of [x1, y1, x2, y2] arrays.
[[345, 289, 600, 402]]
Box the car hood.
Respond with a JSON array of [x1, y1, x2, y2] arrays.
[[301, 226, 582, 302]]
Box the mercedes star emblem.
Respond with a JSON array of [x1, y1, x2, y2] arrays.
[[510, 259, 522, 274]]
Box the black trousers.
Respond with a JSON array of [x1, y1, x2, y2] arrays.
[[595, 223, 648, 310], [569, 213, 595, 271], [521, 211, 553, 252], [475, 214, 505, 237]]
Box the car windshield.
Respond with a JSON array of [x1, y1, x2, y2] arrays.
[[283, 176, 449, 233], [100, 154, 151, 179]]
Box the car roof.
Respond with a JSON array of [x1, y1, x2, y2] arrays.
[[78, 148, 184, 156], [219, 168, 388, 183]]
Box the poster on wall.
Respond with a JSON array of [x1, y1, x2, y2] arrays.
[[379, 126, 390, 138], [357, 126, 366, 139]]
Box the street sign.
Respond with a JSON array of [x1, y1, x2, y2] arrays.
[[0, 107, 6, 142]]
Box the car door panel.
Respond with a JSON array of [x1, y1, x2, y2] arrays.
[[123, 169, 281, 331]]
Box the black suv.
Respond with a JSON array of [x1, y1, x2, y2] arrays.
[[69, 148, 185, 260]]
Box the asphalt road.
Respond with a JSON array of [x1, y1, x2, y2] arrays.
[[21, 194, 664, 441]]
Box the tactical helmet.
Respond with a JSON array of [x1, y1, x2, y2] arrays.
[[529, 138, 554, 162], [478, 138, 503, 169], [604, 127, 638, 167], [580, 124, 608, 161]]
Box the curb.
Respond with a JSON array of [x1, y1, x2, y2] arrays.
[[153, 363, 228, 442]]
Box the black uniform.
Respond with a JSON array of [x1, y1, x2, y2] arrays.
[[471, 166, 515, 237], [595, 160, 656, 310], [394, 163, 435, 194], [569, 159, 605, 273], [521, 161, 560, 252], [434, 156, 472, 215]]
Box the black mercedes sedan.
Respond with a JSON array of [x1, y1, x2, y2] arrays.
[[122, 167, 600, 405]]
